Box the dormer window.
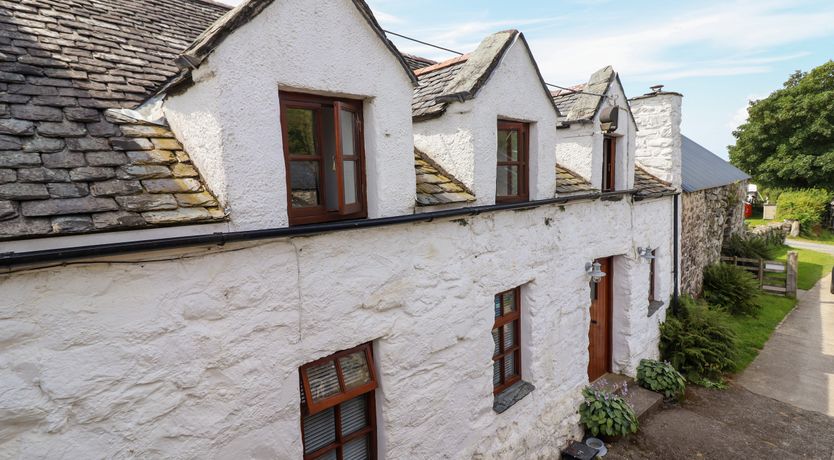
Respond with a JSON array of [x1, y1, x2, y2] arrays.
[[496, 121, 529, 203], [280, 91, 366, 225], [602, 136, 616, 192]]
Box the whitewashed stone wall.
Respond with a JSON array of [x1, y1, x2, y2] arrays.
[[164, 0, 417, 231], [0, 195, 672, 459], [630, 92, 683, 188], [555, 81, 637, 191], [413, 38, 559, 204]]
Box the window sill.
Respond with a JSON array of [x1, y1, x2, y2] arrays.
[[493, 380, 535, 414], [647, 300, 664, 317]]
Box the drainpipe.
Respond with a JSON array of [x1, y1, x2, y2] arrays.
[[672, 193, 681, 313]]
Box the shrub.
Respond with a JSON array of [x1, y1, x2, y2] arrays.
[[660, 298, 738, 384], [702, 263, 761, 316], [636, 359, 686, 400], [776, 189, 832, 235], [722, 234, 778, 260], [579, 381, 638, 437]]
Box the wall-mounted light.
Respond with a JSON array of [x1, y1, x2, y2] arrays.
[[585, 261, 606, 283], [637, 247, 656, 262]]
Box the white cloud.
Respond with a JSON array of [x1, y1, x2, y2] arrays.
[[728, 94, 767, 130]]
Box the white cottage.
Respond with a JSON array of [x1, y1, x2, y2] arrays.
[[0, 0, 680, 458]]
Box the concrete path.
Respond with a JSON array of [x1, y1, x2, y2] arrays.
[[737, 272, 834, 417], [786, 238, 834, 255]]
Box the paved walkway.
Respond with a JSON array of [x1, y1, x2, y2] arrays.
[[786, 238, 834, 255], [737, 271, 834, 416]]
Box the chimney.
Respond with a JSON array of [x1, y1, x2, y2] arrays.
[[630, 86, 683, 188]]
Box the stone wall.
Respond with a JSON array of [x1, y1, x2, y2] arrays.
[[750, 220, 790, 245], [680, 181, 747, 296]]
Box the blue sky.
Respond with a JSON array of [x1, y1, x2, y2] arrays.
[[219, 0, 834, 159]]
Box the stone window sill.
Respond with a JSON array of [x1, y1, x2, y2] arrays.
[[647, 300, 664, 317], [493, 380, 535, 414]]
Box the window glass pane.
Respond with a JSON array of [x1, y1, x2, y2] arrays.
[[496, 165, 519, 197], [497, 129, 518, 161], [343, 160, 357, 206], [338, 351, 370, 390], [493, 360, 501, 387], [492, 327, 500, 356], [306, 361, 340, 401], [290, 161, 320, 207], [504, 353, 516, 379], [303, 406, 336, 454], [503, 322, 515, 351], [343, 435, 370, 460], [312, 450, 338, 460], [339, 109, 356, 157], [340, 394, 368, 436], [286, 108, 317, 155], [494, 294, 502, 319], [502, 290, 516, 315]]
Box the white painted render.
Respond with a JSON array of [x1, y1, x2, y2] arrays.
[[0, 194, 672, 459], [164, 0, 417, 230], [413, 38, 559, 204], [555, 80, 637, 191], [630, 92, 683, 188]]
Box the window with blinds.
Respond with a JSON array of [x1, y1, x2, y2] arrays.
[[492, 287, 522, 394], [300, 343, 377, 460]]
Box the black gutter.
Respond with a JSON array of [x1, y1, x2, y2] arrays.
[[1, 189, 641, 268]]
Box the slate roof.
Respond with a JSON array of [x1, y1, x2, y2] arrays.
[[634, 166, 676, 199], [414, 149, 475, 206], [411, 56, 468, 120], [0, 0, 229, 240], [402, 53, 436, 71], [681, 135, 749, 193], [551, 84, 585, 116], [555, 165, 597, 195]]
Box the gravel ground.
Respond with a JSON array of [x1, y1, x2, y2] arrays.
[[604, 384, 834, 459]]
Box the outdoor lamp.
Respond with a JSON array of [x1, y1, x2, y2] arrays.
[[585, 261, 606, 283], [637, 247, 656, 261]]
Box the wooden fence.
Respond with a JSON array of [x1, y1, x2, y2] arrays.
[[720, 251, 798, 298]]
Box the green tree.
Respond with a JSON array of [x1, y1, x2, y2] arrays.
[[729, 61, 834, 189]]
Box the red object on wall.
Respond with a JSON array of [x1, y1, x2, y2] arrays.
[[744, 202, 753, 218]]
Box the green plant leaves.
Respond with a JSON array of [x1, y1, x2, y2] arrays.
[[636, 359, 686, 400], [579, 385, 639, 437]]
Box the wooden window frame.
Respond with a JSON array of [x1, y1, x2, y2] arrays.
[[279, 91, 368, 226], [496, 121, 529, 203], [648, 249, 656, 302], [300, 343, 378, 460], [492, 287, 522, 395], [602, 136, 616, 192]]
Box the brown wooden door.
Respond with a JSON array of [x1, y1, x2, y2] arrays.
[[588, 257, 613, 381]]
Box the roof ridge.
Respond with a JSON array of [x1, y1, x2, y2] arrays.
[[413, 54, 469, 76]]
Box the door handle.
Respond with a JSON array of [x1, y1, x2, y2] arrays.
[[590, 320, 598, 324]]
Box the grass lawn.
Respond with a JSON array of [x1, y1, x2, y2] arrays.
[[773, 245, 834, 290], [727, 294, 797, 372], [745, 218, 770, 228]]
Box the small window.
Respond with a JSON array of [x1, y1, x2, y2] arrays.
[[280, 91, 366, 225], [496, 121, 529, 202], [492, 287, 522, 394], [602, 136, 616, 192], [648, 249, 656, 302], [300, 343, 377, 460]]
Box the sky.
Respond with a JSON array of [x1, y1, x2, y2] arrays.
[[216, 0, 834, 160]]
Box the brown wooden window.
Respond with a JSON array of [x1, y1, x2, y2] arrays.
[[300, 343, 377, 460], [492, 287, 522, 394], [649, 249, 656, 302], [602, 136, 616, 192], [496, 121, 529, 202], [280, 91, 366, 225]]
